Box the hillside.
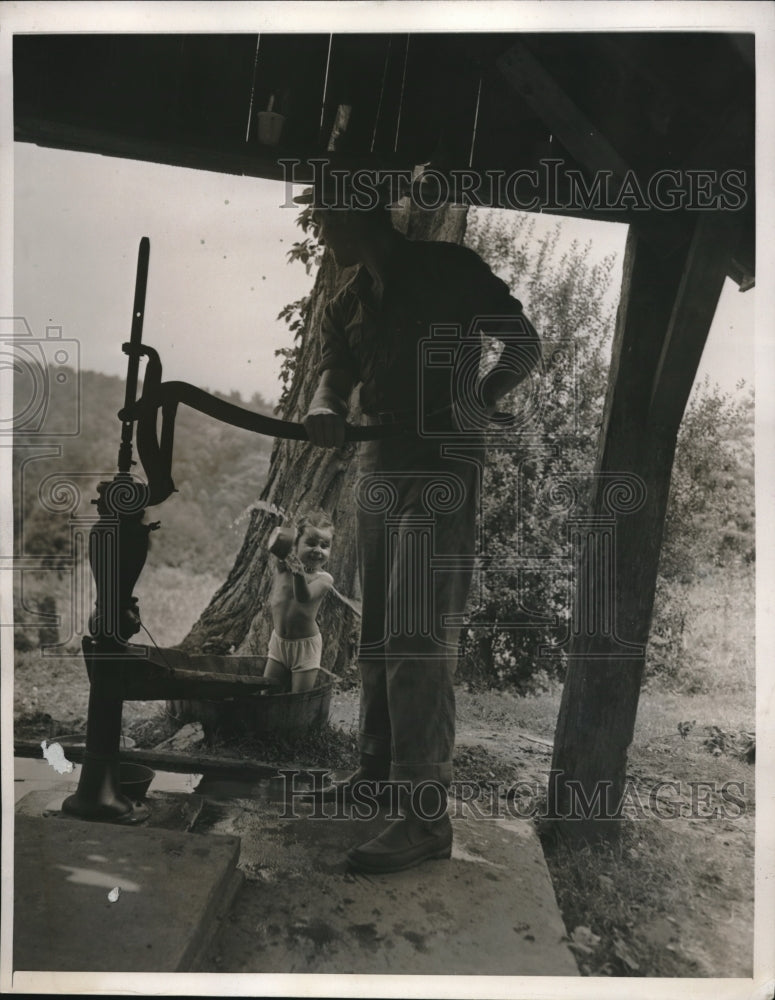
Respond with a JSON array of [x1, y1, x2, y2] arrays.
[[14, 367, 276, 579]]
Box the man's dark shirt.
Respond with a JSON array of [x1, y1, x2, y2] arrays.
[[317, 235, 524, 418]]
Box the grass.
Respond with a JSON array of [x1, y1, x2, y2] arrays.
[[535, 569, 756, 978], [13, 562, 224, 735], [133, 560, 225, 648], [457, 687, 561, 740], [645, 566, 755, 697], [540, 746, 755, 977]]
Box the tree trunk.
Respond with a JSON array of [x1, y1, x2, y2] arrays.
[[171, 199, 468, 718]]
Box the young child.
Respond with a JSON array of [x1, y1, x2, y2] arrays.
[[263, 510, 334, 694]]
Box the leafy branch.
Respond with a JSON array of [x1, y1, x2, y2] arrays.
[[275, 209, 324, 411]]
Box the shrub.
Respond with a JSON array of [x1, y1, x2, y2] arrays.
[[459, 208, 754, 692]]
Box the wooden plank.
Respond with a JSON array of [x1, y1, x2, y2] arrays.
[[175, 35, 259, 142], [550, 213, 736, 832], [14, 740, 280, 777], [14, 34, 258, 146], [14, 116, 306, 180], [649, 210, 744, 427], [496, 38, 632, 182], [587, 33, 754, 175], [491, 38, 693, 257], [14, 116, 418, 185], [14, 32, 753, 285], [597, 225, 691, 433], [394, 35, 481, 165], [728, 256, 755, 292], [472, 68, 551, 172], [319, 34, 394, 154], [549, 226, 696, 831]]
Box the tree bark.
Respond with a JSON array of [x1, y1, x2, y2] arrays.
[[173, 199, 468, 714]]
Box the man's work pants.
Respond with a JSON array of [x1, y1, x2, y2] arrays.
[[355, 438, 482, 787]]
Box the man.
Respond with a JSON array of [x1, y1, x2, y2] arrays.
[[301, 175, 541, 873]]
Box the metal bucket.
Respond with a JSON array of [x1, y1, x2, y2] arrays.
[[118, 762, 155, 799], [267, 524, 295, 559]]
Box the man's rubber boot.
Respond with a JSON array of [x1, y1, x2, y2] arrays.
[[346, 782, 452, 873], [306, 752, 392, 807]]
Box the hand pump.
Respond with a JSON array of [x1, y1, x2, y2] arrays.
[[88, 238, 158, 648], [118, 235, 149, 473], [62, 237, 157, 823]]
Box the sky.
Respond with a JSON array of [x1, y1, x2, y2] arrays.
[[13, 143, 755, 408], [14, 143, 756, 401], [13, 143, 314, 405]]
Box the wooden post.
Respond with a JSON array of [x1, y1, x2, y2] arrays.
[[549, 210, 741, 835]]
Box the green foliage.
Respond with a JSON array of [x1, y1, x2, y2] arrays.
[[460, 208, 755, 692], [275, 296, 311, 413], [645, 576, 692, 687], [461, 209, 616, 689], [645, 382, 754, 689], [645, 565, 754, 693], [274, 208, 322, 414], [662, 378, 755, 578]]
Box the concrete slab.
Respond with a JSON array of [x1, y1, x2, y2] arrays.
[[13, 754, 79, 805], [196, 778, 579, 976], [12, 757, 578, 976], [13, 812, 241, 972]]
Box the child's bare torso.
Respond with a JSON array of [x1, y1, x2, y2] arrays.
[[269, 565, 331, 639]]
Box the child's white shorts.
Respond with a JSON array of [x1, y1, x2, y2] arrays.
[[268, 630, 323, 674]]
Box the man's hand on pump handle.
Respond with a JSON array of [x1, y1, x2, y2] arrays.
[[303, 406, 348, 449], [303, 368, 351, 449], [302, 365, 522, 450]]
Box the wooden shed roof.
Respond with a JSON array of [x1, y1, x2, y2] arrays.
[[13, 31, 755, 279]]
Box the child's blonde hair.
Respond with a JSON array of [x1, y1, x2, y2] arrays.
[[294, 509, 334, 543]]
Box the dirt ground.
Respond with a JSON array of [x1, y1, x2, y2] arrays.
[[13, 665, 755, 979]]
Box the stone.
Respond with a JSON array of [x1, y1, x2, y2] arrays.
[[13, 812, 241, 972]]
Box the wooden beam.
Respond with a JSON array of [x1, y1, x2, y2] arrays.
[[598, 226, 691, 433], [649, 211, 744, 428], [728, 257, 755, 292], [496, 39, 632, 183], [494, 40, 695, 259], [14, 116, 417, 186], [14, 116, 302, 183], [549, 212, 736, 834]]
